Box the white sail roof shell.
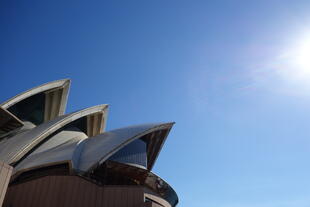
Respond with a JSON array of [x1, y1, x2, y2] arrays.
[[12, 123, 173, 177], [0, 105, 108, 164]]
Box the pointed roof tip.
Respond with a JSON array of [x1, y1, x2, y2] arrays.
[[97, 104, 109, 113], [55, 78, 71, 83], [0, 79, 72, 109], [62, 104, 109, 116], [86, 104, 109, 111], [164, 121, 175, 126], [45, 78, 71, 89], [101, 122, 174, 135], [167, 121, 175, 128], [73, 104, 109, 119], [62, 78, 71, 82], [38, 78, 71, 88], [138, 121, 175, 128], [59, 78, 71, 85], [53, 78, 70, 83], [150, 122, 175, 130]]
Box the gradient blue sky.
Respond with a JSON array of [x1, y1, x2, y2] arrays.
[[1, 1, 310, 207]]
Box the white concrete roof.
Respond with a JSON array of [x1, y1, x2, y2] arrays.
[[0, 105, 108, 164], [12, 123, 173, 176], [1, 79, 70, 112]]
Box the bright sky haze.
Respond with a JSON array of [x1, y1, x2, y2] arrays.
[[1, 1, 310, 207]]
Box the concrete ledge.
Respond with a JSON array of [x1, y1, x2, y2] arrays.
[[0, 161, 12, 207]]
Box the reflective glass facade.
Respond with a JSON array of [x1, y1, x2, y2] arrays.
[[7, 93, 45, 125], [109, 139, 147, 168]]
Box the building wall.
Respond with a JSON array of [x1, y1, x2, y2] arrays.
[[3, 175, 147, 207], [144, 192, 171, 207], [0, 161, 12, 207]]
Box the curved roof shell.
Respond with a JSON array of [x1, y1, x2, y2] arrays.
[[0, 105, 108, 165], [13, 123, 173, 177], [79, 122, 174, 171], [0, 79, 178, 206], [0, 79, 70, 125]]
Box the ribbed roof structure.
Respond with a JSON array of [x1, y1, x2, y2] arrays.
[[0, 79, 178, 207]]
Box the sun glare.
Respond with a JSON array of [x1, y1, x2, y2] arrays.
[[276, 35, 310, 84], [291, 37, 310, 76]]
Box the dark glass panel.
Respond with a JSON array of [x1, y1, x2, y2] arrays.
[[109, 139, 147, 168], [7, 93, 45, 125], [62, 116, 87, 134]]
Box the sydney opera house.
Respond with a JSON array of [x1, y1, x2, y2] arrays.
[[0, 79, 178, 207]]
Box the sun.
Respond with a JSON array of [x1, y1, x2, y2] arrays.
[[287, 36, 310, 80], [267, 33, 310, 94], [275, 35, 310, 84], [291, 37, 310, 76]]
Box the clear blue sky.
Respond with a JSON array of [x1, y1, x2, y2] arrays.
[[1, 1, 310, 206]]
